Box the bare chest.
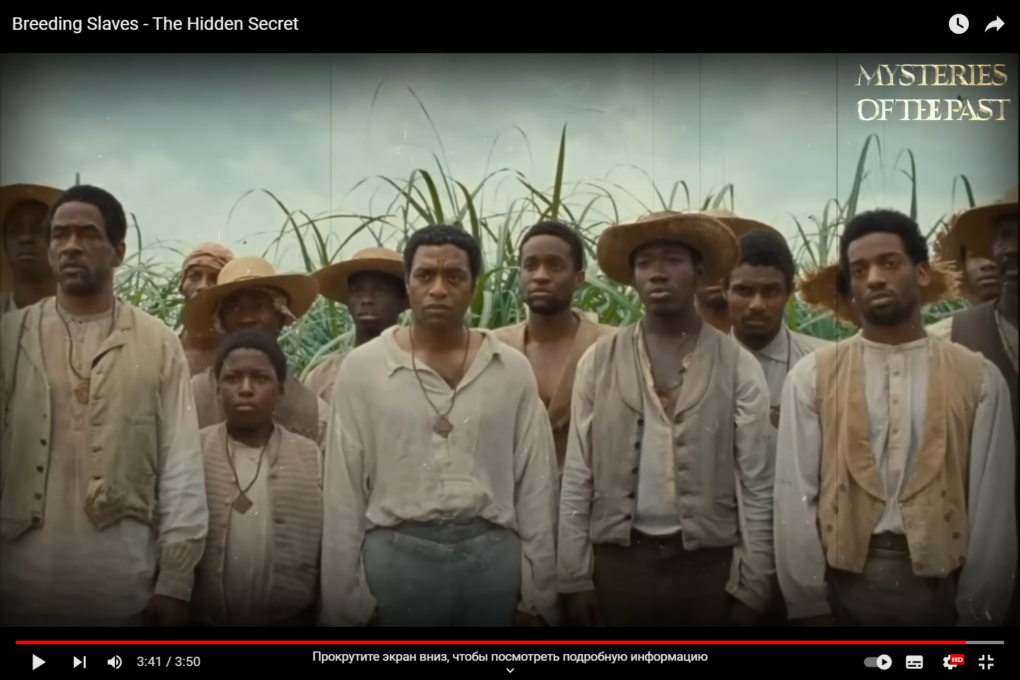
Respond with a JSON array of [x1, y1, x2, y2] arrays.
[[418, 347, 480, 388], [524, 340, 572, 406], [646, 343, 694, 412]]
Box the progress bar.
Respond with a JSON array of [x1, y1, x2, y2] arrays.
[[966, 641, 1004, 644]]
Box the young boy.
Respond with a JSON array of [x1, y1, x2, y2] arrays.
[[191, 328, 323, 626]]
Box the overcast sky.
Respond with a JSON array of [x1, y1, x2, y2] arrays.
[[1, 53, 1016, 271]]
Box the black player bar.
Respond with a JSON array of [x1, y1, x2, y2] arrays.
[[15, 641, 1005, 674], [2, 12, 1013, 49]]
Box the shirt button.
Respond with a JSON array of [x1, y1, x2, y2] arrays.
[[636, 418, 644, 426], [34, 493, 42, 500], [633, 441, 641, 450], [631, 467, 638, 474], [673, 414, 683, 424], [36, 466, 44, 473], [624, 513, 633, 520], [626, 492, 635, 499]]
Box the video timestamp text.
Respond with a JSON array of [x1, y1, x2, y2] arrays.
[[137, 656, 202, 668]]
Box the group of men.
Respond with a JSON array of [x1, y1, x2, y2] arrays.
[[0, 180, 1016, 628]]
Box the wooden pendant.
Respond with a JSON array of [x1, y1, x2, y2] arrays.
[[433, 416, 453, 438], [73, 379, 91, 404], [232, 493, 253, 514]]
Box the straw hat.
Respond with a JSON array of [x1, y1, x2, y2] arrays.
[[699, 208, 780, 241], [953, 186, 1018, 260], [933, 214, 963, 265], [797, 259, 961, 326], [0, 183, 63, 293], [180, 256, 319, 334], [596, 210, 739, 286], [312, 247, 404, 305]]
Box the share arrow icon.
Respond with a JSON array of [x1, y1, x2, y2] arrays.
[[985, 16, 1004, 31]]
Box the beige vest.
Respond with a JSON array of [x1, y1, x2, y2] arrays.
[[192, 422, 322, 626], [587, 322, 740, 550], [192, 368, 320, 443], [814, 335, 983, 576], [0, 301, 164, 540]]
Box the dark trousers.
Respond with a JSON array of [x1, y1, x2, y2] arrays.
[[827, 534, 957, 627], [593, 530, 733, 627]]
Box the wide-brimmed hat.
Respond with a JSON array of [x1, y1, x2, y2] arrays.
[[180, 255, 319, 334], [797, 259, 961, 326], [953, 186, 1018, 261], [0, 183, 63, 293], [933, 213, 964, 264], [596, 210, 739, 286], [700, 208, 780, 240], [312, 247, 404, 305]]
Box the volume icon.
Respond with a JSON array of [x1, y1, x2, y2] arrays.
[[108, 655, 122, 669]]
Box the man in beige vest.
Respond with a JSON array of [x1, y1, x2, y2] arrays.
[[0, 183, 61, 316], [782, 209, 1016, 626], [925, 187, 1019, 624], [726, 228, 831, 624], [180, 256, 329, 448], [0, 185, 207, 627], [192, 328, 321, 627], [495, 221, 615, 474], [176, 242, 235, 376], [321, 224, 558, 628], [304, 248, 406, 403], [559, 211, 774, 627]]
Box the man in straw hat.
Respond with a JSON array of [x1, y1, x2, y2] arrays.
[[693, 208, 777, 333], [320, 224, 558, 628], [181, 256, 328, 448], [494, 221, 616, 477], [176, 242, 235, 375], [926, 186, 1018, 623], [778, 209, 1016, 627], [0, 183, 61, 316], [304, 247, 407, 403], [0, 185, 207, 627], [725, 228, 832, 624], [558, 210, 774, 627]]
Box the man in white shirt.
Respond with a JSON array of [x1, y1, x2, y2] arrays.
[[779, 209, 1016, 626], [320, 224, 559, 628]]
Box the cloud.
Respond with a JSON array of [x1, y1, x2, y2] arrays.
[[1, 53, 1015, 272]]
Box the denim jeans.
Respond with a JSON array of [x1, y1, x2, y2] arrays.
[[363, 519, 521, 627]]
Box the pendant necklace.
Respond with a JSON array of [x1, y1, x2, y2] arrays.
[[56, 298, 119, 404], [223, 428, 269, 514], [409, 326, 471, 438], [643, 323, 698, 400], [769, 327, 792, 428]]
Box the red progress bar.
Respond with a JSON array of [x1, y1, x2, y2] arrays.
[[16, 641, 967, 645]]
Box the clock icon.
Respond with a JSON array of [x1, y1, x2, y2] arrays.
[[949, 14, 969, 34]]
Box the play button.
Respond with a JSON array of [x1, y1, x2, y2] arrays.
[[32, 655, 45, 670], [877, 655, 892, 670]]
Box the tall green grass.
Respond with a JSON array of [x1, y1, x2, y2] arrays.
[[111, 98, 978, 377]]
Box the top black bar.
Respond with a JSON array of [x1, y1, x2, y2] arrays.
[[1, 11, 1013, 50]]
